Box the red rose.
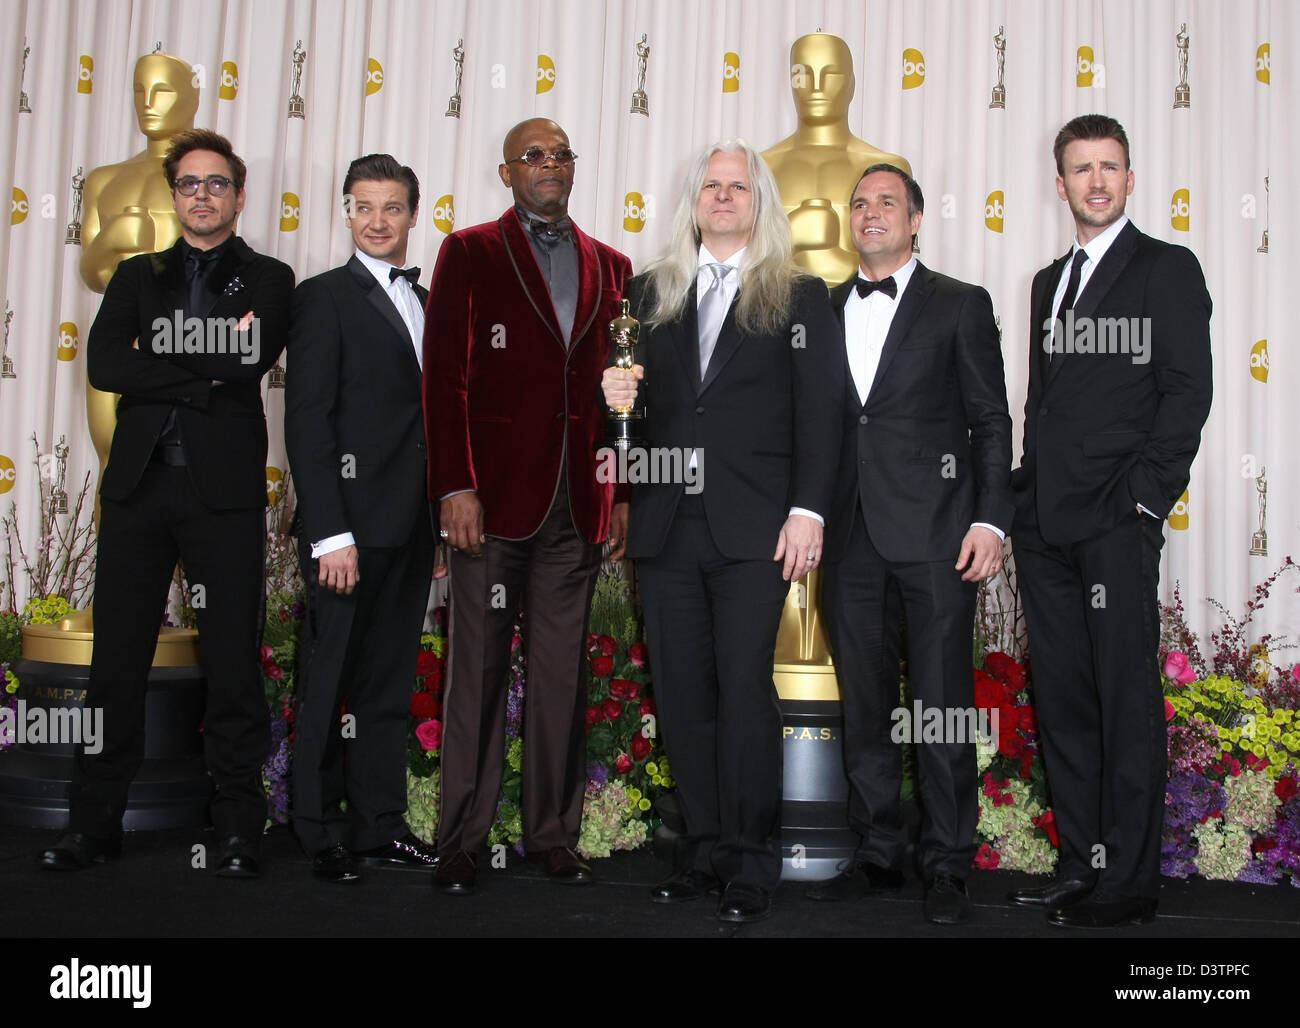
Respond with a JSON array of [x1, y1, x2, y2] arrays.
[[410, 691, 440, 719], [974, 670, 1013, 712], [609, 678, 641, 701], [262, 657, 283, 680], [614, 753, 632, 774], [984, 652, 1027, 690], [639, 698, 657, 717], [998, 729, 1024, 759], [596, 634, 618, 657], [1033, 810, 1060, 848], [591, 655, 615, 678], [630, 732, 652, 761], [1016, 705, 1038, 733], [1252, 837, 1277, 854], [1019, 751, 1035, 779], [601, 698, 623, 721], [415, 651, 437, 678], [260, 645, 274, 662], [426, 662, 445, 695], [586, 705, 605, 728], [415, 719, 442, 752], [1275, 776, 1299, 802], [628, 642, 649, 667], [973, 842, 1000, 870]]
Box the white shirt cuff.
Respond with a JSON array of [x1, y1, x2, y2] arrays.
[[788, 507, 824, 526], [311, 532, 355, 558], [971, 521, 1006, 542]]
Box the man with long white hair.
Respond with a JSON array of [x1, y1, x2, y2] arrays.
[[602, 139, 842, 923]]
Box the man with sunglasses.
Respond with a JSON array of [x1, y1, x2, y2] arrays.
[[41, 129, 293, 877], [424, 118, 632, 894]]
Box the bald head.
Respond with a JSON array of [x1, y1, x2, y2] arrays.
[[498, 118, 575, 221], [502, 118, 567, 163]]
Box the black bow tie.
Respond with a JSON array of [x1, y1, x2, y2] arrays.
[[389, 266, 420, 285], [527, 216, 573, 245], [855, 276, 897, 300]]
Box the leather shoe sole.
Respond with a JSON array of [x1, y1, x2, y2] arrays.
[[38, 833, 121, 871], [1048, 898, 1157, 929], [1008, 878, 1093, 908], [530, 846, 593, 885]]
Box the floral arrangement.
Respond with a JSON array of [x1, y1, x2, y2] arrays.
[[1159, 560, 1300, 884]]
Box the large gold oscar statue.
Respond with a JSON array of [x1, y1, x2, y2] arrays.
[[23, 53, 201, 665], [765, 33, 911, 699]]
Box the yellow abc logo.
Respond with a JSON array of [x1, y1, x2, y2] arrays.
[[280, 192, 301, 232], [77, 55, 94, 94], [1250, 339, 1268, 383], [12, 187, 28, 225], [1076, 46, 1095, 86], [902, 48, 926, 89], [433, 194, 455, 234], [57, 321, 78, 361], [1257, 43, 1270, 83], [219, 61, 239, 100], [0, 454, 15, 494], [1170, 188, 1190, 231], [366, 57, 384, 96], [722, 52, 741, 92], [623, 192, 647, 233], [1168, 489, 1190, 531], [536, 54, 556, 94], [266, 466, 283, 505], [984, 190, 1004, 232]]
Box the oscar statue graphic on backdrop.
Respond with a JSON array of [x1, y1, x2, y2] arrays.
[[29, 49, 201, 665], [989, 26, 1007, 109], [445, 39, 464, 118], [1174, 23, 1191, 109]]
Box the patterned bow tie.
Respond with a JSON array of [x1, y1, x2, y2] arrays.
[[527, 216, 573, 245], [389, 266, 421, 285], [855, 276, 897, 300]]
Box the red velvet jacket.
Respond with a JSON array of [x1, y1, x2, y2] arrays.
[[423, 208, 632, 542]]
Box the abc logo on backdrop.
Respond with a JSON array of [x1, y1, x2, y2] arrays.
[[57, 322, 79, 361], [0, 454, 15, 495], [1170, 189, 1190, 231], [433, 195, 455, 234], [280, 193, 301, 232], [77, 54, 94, 94], [722, 52, 740, 92], [266, 466, 284, 506], [1168, 489, 1190, 531], [1250, 339, 1268, 383], [366, 57, 384, 96], [902, 48, 925, 89], [537, 54, 556, 93], [984, 191, 1004, 233], [219, 61, 239, 100]]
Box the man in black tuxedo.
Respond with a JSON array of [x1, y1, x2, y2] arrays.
[[1009, 115, 1212, 928], [807, 164, 1013, 924], [41, 130, 293, 876], [285, 154, 437, 883], [602, 140, 842, 923]]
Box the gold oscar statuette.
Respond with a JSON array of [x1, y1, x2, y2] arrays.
[[607, 299, 644, 450]]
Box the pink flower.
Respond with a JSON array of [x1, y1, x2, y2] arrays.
[[1164, 698, 1176, 722], [415, 719, 443, 751], [1163, 651, 1196, 685], [628, 642, 650, 667], [261, 645, 274, 662]]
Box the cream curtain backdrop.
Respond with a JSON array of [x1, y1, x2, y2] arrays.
[[0, 0, 1295, 646]]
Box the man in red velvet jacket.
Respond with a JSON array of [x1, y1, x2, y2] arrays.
[[423, 118, 632, 894]]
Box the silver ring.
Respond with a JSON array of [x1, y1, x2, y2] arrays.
[[439, 529, 449, 538], [807, 555, 816, 562]]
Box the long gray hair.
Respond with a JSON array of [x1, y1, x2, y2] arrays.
[[642, 139, 798, 335]]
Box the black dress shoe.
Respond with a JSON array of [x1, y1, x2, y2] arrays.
[[1008, 876, 1093, 908], [717, 882, 772, 924], [38, 833, 121, 871], [650, 869, 721, 903], [806, 861, 904, 901], [530, 846, 593, 884], [354, 833, 438, 868], [924, 873, 971, 925], [434, 850, 477, 895], [216, 836, 261, 879], [1048, 897, 1157, 929], [312, 844, 360, 883]]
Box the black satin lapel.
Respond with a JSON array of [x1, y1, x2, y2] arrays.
[[1036, 252, 1070, 388], [672, 283, 703, 395], [1072, 222, 1139, 321], [865, 267, 935, 402], [347, 256, 420, 364]]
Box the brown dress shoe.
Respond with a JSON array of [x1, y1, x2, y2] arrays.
[[434, 850, 477, 895], [530, 846, 593, 884]]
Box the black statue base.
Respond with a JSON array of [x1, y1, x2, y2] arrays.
[[0, 659, 212, 830]]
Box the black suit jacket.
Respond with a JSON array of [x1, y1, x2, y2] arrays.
[[87, 236, 293, 511], [1012, 221, 1213, 545], [285, 256, 431, 549], [623, 272, 843, 561], [826, 264, 1013, 564]]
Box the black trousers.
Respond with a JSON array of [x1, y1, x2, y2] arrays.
[[71, 463, 268, 841], [438, 478, 601, 856], [1014, 510, 1167, 901], [291, 514, 434, 854], [822, 504, 978, 880], [636, 496, 789, 894]]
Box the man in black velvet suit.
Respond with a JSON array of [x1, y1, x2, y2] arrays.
[[285, 154, 437, 883], [809, 164, 1013, 925], [1008, 115, 1212, 928], [41, 130, 293, 876], [602, 140, 843, 923]]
